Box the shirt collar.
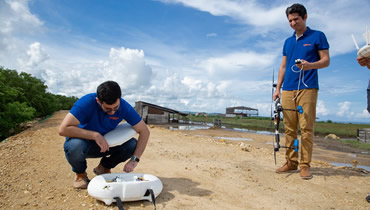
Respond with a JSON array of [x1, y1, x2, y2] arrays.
[[293, 26, 311, 40]]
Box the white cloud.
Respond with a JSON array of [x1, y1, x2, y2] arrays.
[[336, 101, 370, 121], [306, 0, 370, 56], [103, 47, 153, 91], [17, 42, 49, 77], [316, 100, 329, 116], [206, 33, 217, 38], [14, 45, 154, 98], [0, 0, 43, 35], [160, 0, 286, 27], [198, 51, 276, 77], [0, 0, 44, 68], [255, 103, 271, 117], [337, 101, 354, 117], [355, 109, 370, 119]]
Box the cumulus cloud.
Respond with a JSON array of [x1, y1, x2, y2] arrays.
[[337, 101, 353, 117], [0, 0, 44, 69], [336, 101, 370, 121], [103, 47, 153, 91], [316, 100, 329, 116], [14, 45, 154, 98], [17, 42, 49, 78], [355, 109, 370, 119], [0, 0, 43, 35]]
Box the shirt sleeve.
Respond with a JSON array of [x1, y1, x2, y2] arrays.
[[120, 99, 142, 126], [69, 94, 95, 125], [317, 32, 329, 50]]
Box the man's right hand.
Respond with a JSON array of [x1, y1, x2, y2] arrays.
[[94, 133, 110, 153], [273, 89, 281, 101]]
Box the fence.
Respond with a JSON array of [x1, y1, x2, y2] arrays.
[[357, 128, 370, 144]]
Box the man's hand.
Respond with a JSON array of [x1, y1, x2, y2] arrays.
[[296, 59, 311, 70], [94, 133, 110, 153], [123, 160, 138, 173], [59, 113, 109, 153], [295, 50, 330, 71], [273, 89, 281, 101], [357, 56, 370, 69]]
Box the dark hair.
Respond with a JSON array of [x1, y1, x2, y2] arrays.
[[286, 3, 307, 19], [97, 81, 122, 105]]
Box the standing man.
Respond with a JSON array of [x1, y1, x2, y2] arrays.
[[273, 3, 330, 179], [59, 81, 150, 189]]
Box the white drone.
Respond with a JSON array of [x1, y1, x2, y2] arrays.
[[352, 26, 370, 58]]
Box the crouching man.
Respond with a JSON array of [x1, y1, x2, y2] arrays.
[[59, 81, 150, 189]]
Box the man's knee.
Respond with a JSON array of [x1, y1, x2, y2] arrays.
[[64, 138, 88, 160], [111, 138, 137, 156], [123, 138, 137, 153]]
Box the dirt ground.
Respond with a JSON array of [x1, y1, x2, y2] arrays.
[[0, 110, 369, 210]]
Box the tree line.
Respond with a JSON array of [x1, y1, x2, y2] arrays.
[[0, 67, 78, 140]]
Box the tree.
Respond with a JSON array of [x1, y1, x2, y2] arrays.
[[0, 67, 78, 140]]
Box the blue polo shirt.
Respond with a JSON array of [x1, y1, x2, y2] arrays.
[[282, 27, 329, 90], [69, 93, 142, 136]]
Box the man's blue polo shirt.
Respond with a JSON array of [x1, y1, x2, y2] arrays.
[[282, 27, 329, 91], [69, 93, 141, 136]]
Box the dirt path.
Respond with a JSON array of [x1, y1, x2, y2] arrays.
[[0, 111, 369, 209]]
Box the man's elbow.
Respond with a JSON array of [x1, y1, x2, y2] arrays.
[[142, 125, 150, 137], [320, 58, 330, 69], [58, 126, 66, 137], [138, 125, 150, 139]]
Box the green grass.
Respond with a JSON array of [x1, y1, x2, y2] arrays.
[[339, 139, 370, 150], [186, 115, 370, 138]]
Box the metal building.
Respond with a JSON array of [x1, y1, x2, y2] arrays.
[[225, 106, 258, 117], [135, 101, 188, 124]]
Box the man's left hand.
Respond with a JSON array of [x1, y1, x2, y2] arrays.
[[296, 59, 309, 70], [123, 160, 138, 173]]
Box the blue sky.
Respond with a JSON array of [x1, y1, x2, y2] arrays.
[[0, 0, 369, 123]]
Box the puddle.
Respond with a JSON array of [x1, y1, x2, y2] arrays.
[[168, 122, 276, 136], [330, 162, 370, 171], [195, 134, 252, 141], [226, 127, 275, 135], [169, 125, 211, 130]]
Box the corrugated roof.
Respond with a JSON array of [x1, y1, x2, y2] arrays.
[[136, 101, 188, 116]]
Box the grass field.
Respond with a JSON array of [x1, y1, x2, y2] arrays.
[[186, 115, 370, 138]]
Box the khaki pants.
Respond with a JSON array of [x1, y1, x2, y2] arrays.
[[282, 89, 318, 168]]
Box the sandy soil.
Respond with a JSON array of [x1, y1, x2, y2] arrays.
[[0, 110, 369, 210]]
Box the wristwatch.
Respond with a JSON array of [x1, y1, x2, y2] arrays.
[[130, 155, 140, 162]]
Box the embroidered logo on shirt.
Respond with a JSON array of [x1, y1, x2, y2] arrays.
[[303, 44, 312, 46], [109, 117, 119, 120]]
